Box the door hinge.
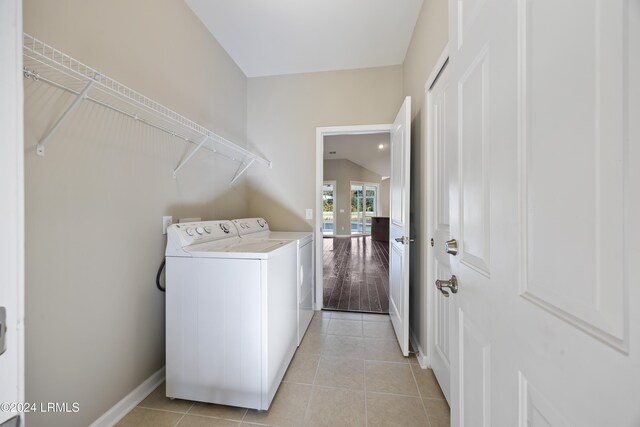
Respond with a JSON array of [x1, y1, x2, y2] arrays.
[[394, 236, 416, 244], [0, 307, 7, 356]]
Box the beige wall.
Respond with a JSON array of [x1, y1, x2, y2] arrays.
[[246, 66, 403, 231], [379, 178, 390, 217], [323, 159, 386, 236], [23, 1, 249, 426], [402, 0, 449, 357]]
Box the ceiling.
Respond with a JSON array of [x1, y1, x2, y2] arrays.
[[324, 133, 390, 177], [185, 0, 424, 77]]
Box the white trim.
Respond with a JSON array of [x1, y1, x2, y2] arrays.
[[425, 45, 449, 372], [410, 327, 429, 369], [315, 124, 393, 310], [425, 45, 450, 91], [89, 367, 165, 427]]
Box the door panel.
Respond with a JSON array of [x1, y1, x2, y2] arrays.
[[459, 48, 491, 276], [428, 61, 453, 403], [518, 0, 626, 347], [0, 1, 23, 424], [446, 0, 639, 426], [460, 310, 491, 427], [389, 96, 411, 356]]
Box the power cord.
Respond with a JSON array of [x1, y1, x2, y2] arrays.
[[156, 260, 166, 292]]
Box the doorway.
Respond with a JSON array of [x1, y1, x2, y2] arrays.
[[316, 96, 412, 355], [320, 132, 390, 313]]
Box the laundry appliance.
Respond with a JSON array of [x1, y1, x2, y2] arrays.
[[164, 220, 298, 410], [232, 218, 314, 345]]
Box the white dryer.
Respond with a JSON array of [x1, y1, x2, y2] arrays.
[[231, 218, 314, 345], [165, 220, 298, 410]]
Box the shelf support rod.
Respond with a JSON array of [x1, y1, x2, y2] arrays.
[[230, 158, 256, 185], [37, 77, 97, 156], [173, 135, 209, 178]]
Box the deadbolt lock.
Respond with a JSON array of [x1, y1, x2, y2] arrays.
[[445, 239, 458, 255]]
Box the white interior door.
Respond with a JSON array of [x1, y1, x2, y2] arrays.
[[389, 96, 411, 356], [445, 0, 640, 426], [0, 0, 24, 425], [427, 61, 453, 404]]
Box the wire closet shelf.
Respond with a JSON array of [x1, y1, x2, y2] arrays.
[[22, 33, 271, 183]]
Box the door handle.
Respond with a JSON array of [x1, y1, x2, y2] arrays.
[[394, 236, 416, 244], [435, 275, 458, 297]]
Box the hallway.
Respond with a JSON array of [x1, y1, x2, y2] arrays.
[[323, 236, 389, 313]]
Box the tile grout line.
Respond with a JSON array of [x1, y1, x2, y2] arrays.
[[409, 363, 433, 427], [363, 358, 368, 427], [172, 401, 195, 427], [301, 341, 325, 425]]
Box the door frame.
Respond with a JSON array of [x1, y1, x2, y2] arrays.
[[0, 0, 25, 423], [322, 180, 337, 236], [315, 124, 392, 310], [424, 46, 450, 368]]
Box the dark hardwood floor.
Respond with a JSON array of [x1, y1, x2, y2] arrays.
[[323, 236, 389, 313]]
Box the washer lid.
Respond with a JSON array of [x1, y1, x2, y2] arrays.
[[185, 238, 293, 258]]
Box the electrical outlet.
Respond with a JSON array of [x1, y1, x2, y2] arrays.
[[163, 216, 173, 234], [305, 209, 313, 220]]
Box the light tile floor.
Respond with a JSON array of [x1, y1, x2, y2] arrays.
[[117, 311, 450, 427]]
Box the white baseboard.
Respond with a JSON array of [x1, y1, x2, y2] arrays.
[[409, 328, 429, 369], [89, 367, 165, 427]]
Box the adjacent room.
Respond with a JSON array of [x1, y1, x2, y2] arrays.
[[322, 133, 391, 313], [1, 0, 638, 427]]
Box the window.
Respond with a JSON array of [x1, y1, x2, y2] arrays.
[[350, 182, 378, 235], [322, 182, 336, 235]]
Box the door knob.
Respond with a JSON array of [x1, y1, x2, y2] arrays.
[[435, 275, 458, 297], [445, 239, 458, 255]]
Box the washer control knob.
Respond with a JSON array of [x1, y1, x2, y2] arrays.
[[204, 226, 212, 234], [195, 226, 204, 235], [185, 228, 194, 236]]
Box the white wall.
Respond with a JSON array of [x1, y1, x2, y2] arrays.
[[246, 66, 403, 231], [402, 0, 449, 359], [23, 1, 249, 426], [323, 159, 386, 235]]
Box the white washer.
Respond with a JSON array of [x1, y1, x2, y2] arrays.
[[232, 218, 314, 345], [165, 220, 298, 410]]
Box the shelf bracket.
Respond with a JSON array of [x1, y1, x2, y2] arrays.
[[36, 76, 97, 156], [173, 135, 209, 178], [230, 158, 256, 185]]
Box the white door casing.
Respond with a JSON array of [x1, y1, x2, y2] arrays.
[[389, 96, 411, 357], [426, 58, 453, 404], [445, 0, 640, 426], [0, 0, 25, 424]]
